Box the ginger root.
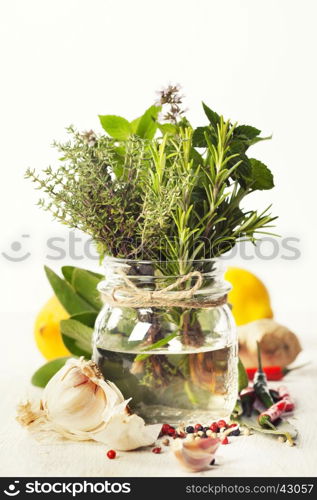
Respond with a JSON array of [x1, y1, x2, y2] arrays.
[[238, 319, 301, 368]]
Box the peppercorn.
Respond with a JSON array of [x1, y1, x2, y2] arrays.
[[210, 458, 216, 465], [106, 450, 116, 459], [194, 424, 203, 432], [161, 423, 171, 435], [152, 447, 162, 454], [209, 422, 219, 433], [221, 436, 229, 445], [229, 427, 240, 436], [186, 425, 194, 433], [167, 427, 176, 437], [217, 419, 227, 428]]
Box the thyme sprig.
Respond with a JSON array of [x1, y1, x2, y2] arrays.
[[26, 87, 277, 274]]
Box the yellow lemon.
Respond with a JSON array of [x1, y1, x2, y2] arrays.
[[34, 296, 70, 360], [225, 267, 273, 326]]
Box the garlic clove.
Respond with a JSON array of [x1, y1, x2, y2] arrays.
[[94, 412, 161, 451], [172, 436, 220, 472]]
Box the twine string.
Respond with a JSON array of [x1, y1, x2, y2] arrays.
[[101, 269, 227, 309]]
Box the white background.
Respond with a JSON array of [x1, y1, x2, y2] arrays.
[[1, 0, 316, 338], [1, 0, 317, 478]]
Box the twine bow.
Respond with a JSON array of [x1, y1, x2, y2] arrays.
[[101, 270, 227, 309]]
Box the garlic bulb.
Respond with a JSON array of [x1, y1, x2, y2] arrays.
[[17, 358, 161, 451], [172, 436, 220, 472]]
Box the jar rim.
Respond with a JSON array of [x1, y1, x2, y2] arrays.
[[100, 256, 231, 302], [102, 256, 226, 277]]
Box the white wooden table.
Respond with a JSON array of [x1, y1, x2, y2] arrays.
[[1, 313, 316, 477]]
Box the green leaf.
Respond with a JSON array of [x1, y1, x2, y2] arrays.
[[61, 265, 75, 283], [135, 333, 178, 361], [238, 358, 249, 392], [192, 127, 209, 147], [130, 116, 141, 133], [61, 266, 103, 284], [44, 266, 95, 315], [135, 105, 161, 139], [177, 117, 192, 129], [235, 413, 298, 444], [31, 357, 70, 387], [98, 115, 132, 141], [202, 102, 220, 129], [60, 318, 93, 357], [190, 148, 204, 168], [157, 123, 177, 136], [70, 268, 103, 311], [249, 134, 272, 146], [234, 125, 261, 140], [249, 158, 274, 190], [231, 398, 243, 419], [69, 311, 98, 328]]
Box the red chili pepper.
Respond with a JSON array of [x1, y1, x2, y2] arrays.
[[283, 400, 295, 412], [277, 385, 290, 399], [258, 401, 284, 428], [247, 366, 285, 381], [247, 363, 308, 381], [277, 386, 295, 411]]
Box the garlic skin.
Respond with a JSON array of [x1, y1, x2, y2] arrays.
[[172, 437, 220, 472], [17, 358, 161, 450]]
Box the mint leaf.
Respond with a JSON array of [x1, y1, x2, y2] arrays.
[[249, 134, 272, 146], [157, 123, 177, 136], [31, 357, 70, 387], [135, 105, 161, 139], [202, 102, 220, 129], [249, 159, 274, 190], [130, 116, 141, 133], [192, 127, 209, 147], [234, 125, 261, 140], [44, 266, 94, 315], [99, 115, 132, 141]]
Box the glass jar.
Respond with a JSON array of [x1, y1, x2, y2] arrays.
[[92, 257, 238, 424]]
